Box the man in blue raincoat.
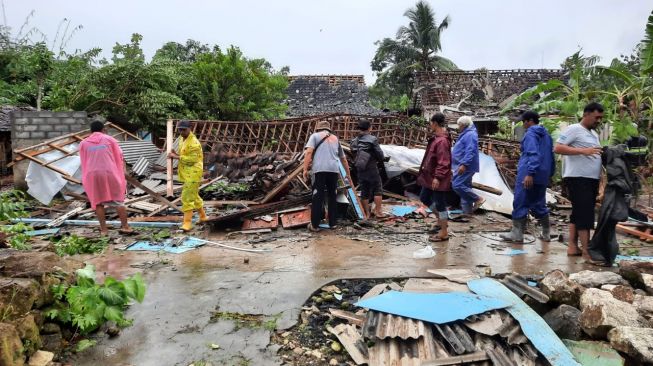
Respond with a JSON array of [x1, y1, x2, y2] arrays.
[[501, 111, 555, 243], [452, 116, 484, 214]]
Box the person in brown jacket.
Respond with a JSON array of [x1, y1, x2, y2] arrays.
[[417, 113, 453, 242]]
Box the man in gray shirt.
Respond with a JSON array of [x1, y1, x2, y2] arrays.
[[303, 121, 352, 232], [554, 102, 604, 260]]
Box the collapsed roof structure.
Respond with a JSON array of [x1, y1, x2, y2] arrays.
[[413, 69, 565, 135], [285, 75, 383, 117]]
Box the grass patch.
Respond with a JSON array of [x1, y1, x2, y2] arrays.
[[209, 310, 280, 331], [50, 234, 109, 256]]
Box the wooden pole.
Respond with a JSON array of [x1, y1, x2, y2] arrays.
[[166, 119, 173, 197]]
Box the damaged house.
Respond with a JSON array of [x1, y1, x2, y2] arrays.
[[414, 69, 565, 135]]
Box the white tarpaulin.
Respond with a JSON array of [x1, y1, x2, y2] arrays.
[[25, 143, 84, 205], [380, 144, 555, 216]]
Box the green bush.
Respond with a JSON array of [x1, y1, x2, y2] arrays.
[[0, 190, 28, 221], [51, 234, 109, 256], [45, 264, 146, 334]]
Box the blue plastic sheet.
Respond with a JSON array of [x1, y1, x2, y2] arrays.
[[25, 228, 60, 236], [126, 237, 205, 254], [390, 205, 418, 217], [615, 255, 653, 262], [468, 278, 580, 366], [354, 290, 509, 324]]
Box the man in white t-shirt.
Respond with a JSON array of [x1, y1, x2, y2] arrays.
[[553, 102, 604, 260]]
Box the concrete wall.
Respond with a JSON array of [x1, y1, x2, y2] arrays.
[[10, 111, 88, 188]]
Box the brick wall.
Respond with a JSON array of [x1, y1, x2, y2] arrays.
[[10, 111, 88, 188]]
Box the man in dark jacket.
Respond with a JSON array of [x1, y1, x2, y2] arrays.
[[351, 120, 386, 218], [418, 113, 452, 242], [501, 111, 555, 243]]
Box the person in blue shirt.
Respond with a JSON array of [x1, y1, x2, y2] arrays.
[[452, 116, 484, 214], [501, 111, 555, 243]]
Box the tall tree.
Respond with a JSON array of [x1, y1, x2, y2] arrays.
[[370, 1, 457, 110]]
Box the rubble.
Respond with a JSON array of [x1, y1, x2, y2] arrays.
[[543, 304, 583, 340], [579, 288, 646, 338], [540, 269, 585, 307], [607, 326, 653, 363], [569, 270, 628, 288], [601, 284, 635, 303]]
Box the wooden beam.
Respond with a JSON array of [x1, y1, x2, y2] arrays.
[[616, 224, 653, 242], [166, 119, 174, 197], [260, 164, 303, 204], [124, 174, 183, 213]]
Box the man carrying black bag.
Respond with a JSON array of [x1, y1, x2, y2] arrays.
[[351, 120, 386, 218]]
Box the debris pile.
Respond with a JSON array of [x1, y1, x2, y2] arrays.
[[277, 265, 653, 365]]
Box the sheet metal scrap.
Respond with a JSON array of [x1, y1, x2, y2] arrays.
[[434, 323, 475, 355], [486, 347, 516, 366], [500, 274, 549, 303], [131, 156, 152, 176], [367, 326, 437, 366], [496, 315, 528, 345], [362, 311, 429, 340]]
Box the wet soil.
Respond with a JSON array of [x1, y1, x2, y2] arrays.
[[63, 211, 653, 365]]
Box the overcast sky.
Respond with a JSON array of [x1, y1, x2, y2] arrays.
[[5, 1, 652, 84]]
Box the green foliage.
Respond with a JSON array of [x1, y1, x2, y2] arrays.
[[493, 117, 514, 139], [75, 339, 97, 353], [0, 223, 32, 250], [45, 264, 146, 334], [1, 15, 288, 130], [203, 181, 250, 194], [50, 234, 109, 256], [0, 190, 28, 221], [640, 11, 653, 74], [370, 1, 457, 110]]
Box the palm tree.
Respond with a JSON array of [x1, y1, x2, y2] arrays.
[[395, 1, 457, 72], [370, 1, 457, 108]]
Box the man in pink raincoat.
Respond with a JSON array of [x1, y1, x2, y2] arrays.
[[79, 120, 133, 235]]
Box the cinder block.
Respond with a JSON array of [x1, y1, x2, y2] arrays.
[[14, 131, 30, 139], [61, 118, 81, 125], [37, 111, 54, 117], [30, 131, 45, 139], [12, 117, 29, 125], [52, 112, 73, 118], [39, 124, 54, 132], [31, 117, 46, 124], [54, 125, 70, 132], [22, 125, 38, 132], [46, 131, 61, 139], [72, 111, 87, 118]]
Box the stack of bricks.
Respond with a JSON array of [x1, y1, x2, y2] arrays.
[[10, 110, 89, 187]]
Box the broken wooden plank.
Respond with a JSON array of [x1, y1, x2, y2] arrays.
[[260, 164, 303, 204], [360, 284, 389, 301], [471, 182, 502, 195], [421, 351, 490, 366], [328, 308, 365, 326], [46, 207, 84, 228], [616, 224, 653, 242], [124, 174, 182, 213], [166, 119, 173, 197], [403, 278, 470, 293], [382, 190, 411, 201], [327, 324, 368, 365]]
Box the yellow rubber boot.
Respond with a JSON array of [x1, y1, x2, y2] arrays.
[[199, 207, 208, 222], [181, 211, 194, 232]]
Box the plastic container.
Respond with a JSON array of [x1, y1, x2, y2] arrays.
[[413, 245, 436, 259]]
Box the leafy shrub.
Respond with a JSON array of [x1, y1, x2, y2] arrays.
[[45, 264, 146, 334], [0, 190, 28, 221], [51, 234, 109, 256], [0, 223, 32, 250]]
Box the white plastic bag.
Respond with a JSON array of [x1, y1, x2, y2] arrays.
[[413, 245, 436, 259]]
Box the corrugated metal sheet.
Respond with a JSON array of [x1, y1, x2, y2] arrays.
[[363, 311, 429, 340], [156, 137, 180, 167], [434, 323, 476, 355], [118, 140, 161, 165], [129, 201, 163, 212], [131, 179, 163, 196], [368, 327, 437, 366], [501, 274, 549, 303], [132, 156, 152, 176]]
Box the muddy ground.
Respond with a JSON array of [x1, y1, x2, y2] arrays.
[[61, 211, 652, 366]]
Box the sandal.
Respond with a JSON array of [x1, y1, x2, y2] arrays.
[[472, 197, 486, 212], [429, 235, 449, 242], [307, 224, 321, 233], [119, 229, 136, 235]]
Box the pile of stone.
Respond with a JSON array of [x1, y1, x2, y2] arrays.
[[0, 250, 81, 366], [540, 263, 653, 364]]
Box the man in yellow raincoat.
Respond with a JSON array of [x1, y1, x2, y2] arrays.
[[168, 120, 207, 231]]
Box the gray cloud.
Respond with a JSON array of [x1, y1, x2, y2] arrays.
[[5, 0, 651, 84]]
